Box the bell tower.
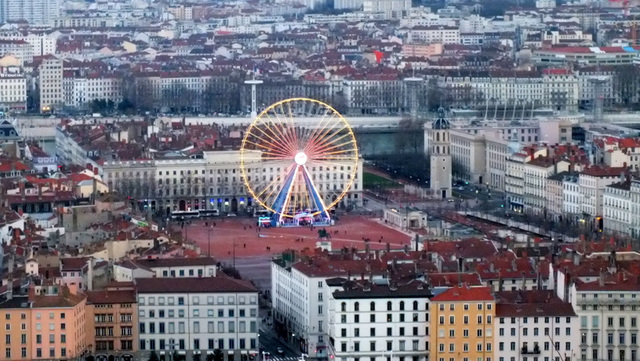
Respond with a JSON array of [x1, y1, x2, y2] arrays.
[[429, 107, 452, 199]]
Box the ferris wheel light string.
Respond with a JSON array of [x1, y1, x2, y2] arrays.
[[248, 123, 296, 155]]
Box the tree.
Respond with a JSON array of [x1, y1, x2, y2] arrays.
[[613, 65, 640, 106], [212, 349, 224, 361], [148, 351, 160, 361], [395, 117, 424, 154]]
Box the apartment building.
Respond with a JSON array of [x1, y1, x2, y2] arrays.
[[363, 0, 411, 19], [0, 0, 61, 26], [0, 32, 57, 56], [0, 74, 27, 113], [0, 40, 34, 65], [85, 284, 137, 361], [553, 253, 640, 361], [430, 285, 495, 361], [136, 277, 260, 361], [102, 150, 363, 214], [0, 284, 87, 361], [602, 180, 632, 236], [495, 290, 578, 361], [578, 167, 626, 227], [505, 152, 532, 213], [523, 156, 571, 215], [329, 280, 431, 361], [62, 74, 123, 108], [408, 26, 460, 44], [449, 130, 487, 184], [38, 57, 64, 113]]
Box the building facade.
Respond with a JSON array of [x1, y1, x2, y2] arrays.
[[329, 282, 432, 361], [430, 285, 496, 361], [85, 285, 138, 361], [136, 277, 260, 361]]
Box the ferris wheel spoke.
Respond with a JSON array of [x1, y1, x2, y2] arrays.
[[307, 132, 354, 156], [254, 172, 287, 199], [303, 113, 343, 154], [249, 124, 296, 157], [243, 139, 291, 158], [264, 112, 297, 155], [272, 107, 298, 153], [300, 109, 335, 152], [280, 102, 300, 150], [309, 140, 357, 157]]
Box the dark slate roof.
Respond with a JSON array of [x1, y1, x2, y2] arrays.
[[135, 276, 257, 294]]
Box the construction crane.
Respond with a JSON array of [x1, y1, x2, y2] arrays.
[[610, 0, 639, 45]]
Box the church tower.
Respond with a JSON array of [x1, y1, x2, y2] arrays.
[[429, 107, 452, 199]]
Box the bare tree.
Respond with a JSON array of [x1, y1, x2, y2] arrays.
[[613, 65, 640, 107]]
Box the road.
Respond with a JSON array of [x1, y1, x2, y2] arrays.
[[259, 316, 302, 361]]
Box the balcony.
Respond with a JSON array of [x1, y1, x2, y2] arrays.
[[521, 346, 540, 355]]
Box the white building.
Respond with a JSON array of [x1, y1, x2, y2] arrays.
[[505, 151, 532, 213], [39, 57, 63, 113], [329, 280, 431, 361], [0, 40, 34, 65], [271, 253, 391, 360], [553, 252, 640, 361], [449, 130, 487, 184], [578, 166, 626, 222], [495, 290, 578, 361], [363, 0, 411, 19], [630, 180, 640, 238], [407, 26, 460, 44], [102, 150, 364, 215], [132, 258, 218, 278], [136, 277, 260, 361], [0, 74, 27, 113], [334, 0, 364, 10], [0, 0, 61, 26], [603, 180, 631, 236], [62, 74, 123, 108], [523, 156, 570, 215], [562, 173, 582, 221], [0, 31, 57, 56]]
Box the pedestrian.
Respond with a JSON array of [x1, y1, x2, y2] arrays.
[[244, 243, 246, 248]]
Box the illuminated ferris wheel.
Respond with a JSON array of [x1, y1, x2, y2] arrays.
[[240, 98, 359, 226]]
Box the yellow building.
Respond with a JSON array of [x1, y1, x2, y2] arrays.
[[430, 285, 495, 361]]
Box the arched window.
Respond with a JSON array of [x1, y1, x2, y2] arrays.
[[436, 146, 440, 154], [354, 302, 359, 311], [413, 301, 419, 310], [436, 132, 440, 142], [341, 302, 346, 312], [370, 301, 376, 311], [399, 301, 405, 311], [387, 301, 392, 311]]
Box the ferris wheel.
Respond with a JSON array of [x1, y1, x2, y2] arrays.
[[240, 98, 359, 226]]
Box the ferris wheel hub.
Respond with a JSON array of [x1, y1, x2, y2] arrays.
[[294, 152, 308, 166]]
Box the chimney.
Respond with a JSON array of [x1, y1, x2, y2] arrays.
[[6, 279, 13, 300], [19, 181, 25, 200], [37, 184, 42, 200], [573, 251, 581, 266], [67, 283, 78, 296], [86, 258, 94, 291], [599, 269, 605, 287], [28, 284, 36, 302]]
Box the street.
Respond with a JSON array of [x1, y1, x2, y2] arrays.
[[258, 312, 302, 361]]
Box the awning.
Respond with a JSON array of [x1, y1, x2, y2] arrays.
[[207, 351, 214, 355], [228, 351, 234, 355], [241, 351, 248, 354], [194, 351, 201, 354], [160, 352, 165, 355], [178, 351, 186, 355]]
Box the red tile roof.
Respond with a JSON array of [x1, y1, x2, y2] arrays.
[[430, 285, 494, 302]]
